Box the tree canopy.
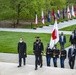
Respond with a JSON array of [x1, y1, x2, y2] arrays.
[[0, 0, 75, 22]]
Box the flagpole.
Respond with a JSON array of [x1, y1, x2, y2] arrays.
[[49, 18, 59, 49]]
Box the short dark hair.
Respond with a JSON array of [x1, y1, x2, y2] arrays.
[[35, 36, 40, 38]]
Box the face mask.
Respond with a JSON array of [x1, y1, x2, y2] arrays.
[[20, 41, 22, 43], [53, 47, 55, 49], [36, 40, 38, 41]]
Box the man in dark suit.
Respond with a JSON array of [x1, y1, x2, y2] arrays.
[[74, 28, 76, 37], [60, 47, 67, 68], [33, 37, 44, 70], [74, 28, 76, 48], [68, 45, 76, 69], [59, 32, 66, 48], [69, 32, 75, 45], [17, 38, 27, 67]]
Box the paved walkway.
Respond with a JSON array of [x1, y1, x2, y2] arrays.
[[0, 62, 76, 75], [0, 19, 76, 34]]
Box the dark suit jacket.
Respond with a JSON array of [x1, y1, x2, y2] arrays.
[[68, 48, 76, 60], [18, 42, 26, 58], [69, 35, 75, 44], [74, 29, 76, 36], [59, 35, 66, 44]]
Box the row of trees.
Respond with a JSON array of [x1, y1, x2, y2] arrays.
[[0, 0, 76, 24]]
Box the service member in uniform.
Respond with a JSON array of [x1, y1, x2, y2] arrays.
[[52, 45, 59, 67], [46, 43, 53, 66], [33, 37, 44, 70], [68, 45, 76, 69], [60, 47, 67, 68], [17, 38, 27, 67]]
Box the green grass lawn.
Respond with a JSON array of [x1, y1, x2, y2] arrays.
[[21, 21, 53, 29], [0, 31, 71, 55], [59, 24, 76, 31]]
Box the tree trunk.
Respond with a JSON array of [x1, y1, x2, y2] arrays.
[[16, 3, 20, 24]]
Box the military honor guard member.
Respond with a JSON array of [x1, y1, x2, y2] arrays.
[[52, 45, 59, 67], [68, 45, 76, 69], [60, 47, 67, 68], [17, 38, 27, 67], [46, 43, 53, 66], [33, 37, 44, 70]]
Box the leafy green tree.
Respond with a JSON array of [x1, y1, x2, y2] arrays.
[[0, 0, 70, 25]]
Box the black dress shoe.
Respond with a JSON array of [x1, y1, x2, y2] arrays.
[[17, 65, 21, 67], [40, 65, 42, 68], [35, 68, 37, 70]]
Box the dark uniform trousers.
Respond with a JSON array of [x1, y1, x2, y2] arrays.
[[35, 54, 42, 68], [53, 57, 57, 67], [46, 48, 53, 66], [53, 49, 59, 67], [60, 50, 66, 68], [60, 58, 65, 68], [46, 57, 51, 66]]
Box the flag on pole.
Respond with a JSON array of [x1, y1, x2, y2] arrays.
[[57, 9, 60, 19], [35, 14, 38, 25], [41, 11, 45, 24], [67, 6, 71, 19], [52, 9, 55, 16], [49, 19, 59, 49], [47, 11, 51, 22], [54, 13, 57, 21], [52, 9, 55, 20], [72, 5, 75, 17], [62, 8, 65, 19]]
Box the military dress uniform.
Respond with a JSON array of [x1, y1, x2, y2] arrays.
[[33, 40, 44, 70], [52, 48, 59, 67], [46, 46, 53, 66], [60, 49, 67, 68]]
